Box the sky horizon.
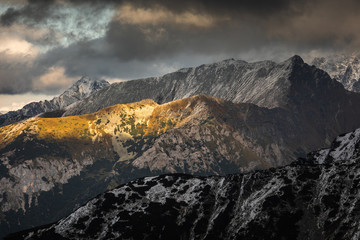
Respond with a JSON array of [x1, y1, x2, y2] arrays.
[[1, 0, 360, 111]]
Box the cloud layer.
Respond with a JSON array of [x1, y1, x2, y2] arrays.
[[0, 0, 360, 95]]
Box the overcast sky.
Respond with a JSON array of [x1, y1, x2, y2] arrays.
[[0, 0, 359, 111]]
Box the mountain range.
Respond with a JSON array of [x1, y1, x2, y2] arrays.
[[2, 55, 360, 238], [8, 126, 360, 240], [63, 55, 327, 116], [0, 77, 109, 127], [3, 54, 360, 127]]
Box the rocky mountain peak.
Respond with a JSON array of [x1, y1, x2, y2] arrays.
[[72, 76, 109, 89], [286, 55, 305, 66], [58, 76, 110, 104]]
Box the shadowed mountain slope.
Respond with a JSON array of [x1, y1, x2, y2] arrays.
[[9, 127, 360, 240]]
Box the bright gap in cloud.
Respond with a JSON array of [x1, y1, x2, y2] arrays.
[[0, 93, 56, 112], [0, 36, 39, 56]]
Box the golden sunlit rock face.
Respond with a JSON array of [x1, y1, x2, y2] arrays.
[[0, 98, 183, 150], [0, 95, 263, 167]]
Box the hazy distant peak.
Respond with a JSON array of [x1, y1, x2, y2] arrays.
[[0, 76, 110, 127], [311, 52, 360, 92]]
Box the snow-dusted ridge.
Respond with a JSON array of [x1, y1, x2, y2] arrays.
[[12, 156, 360, 239], [63, 55, 310, 116], [308, 128, 360, 164], [8, 127, 360, 240], [0, 76, 109, 127]]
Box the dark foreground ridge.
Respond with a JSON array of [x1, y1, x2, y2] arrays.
[[8, 127, 360, 240]]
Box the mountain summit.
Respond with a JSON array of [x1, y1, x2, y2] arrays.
[[54, 76, 110, 109], [0, 77, 109, 126]]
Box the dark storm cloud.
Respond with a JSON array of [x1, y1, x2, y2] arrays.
[[105, 19, 267, 61], [2, 0, 360, 95], [128, 0, 305, 17], [1, 0, 56, 26], [3, 0, 360, 51], [115, 0, 360, 56], [34, 14, 268, 80], [0, 0, 303, 26], [27, 0, 298, 77]]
